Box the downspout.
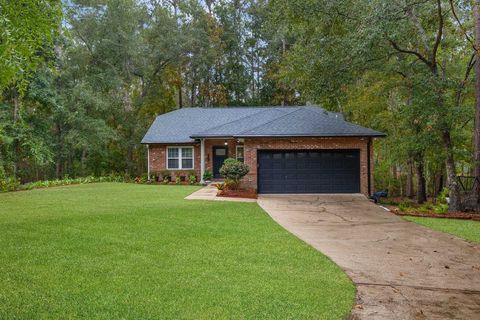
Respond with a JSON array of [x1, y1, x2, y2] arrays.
[[367, 138, 372, 196], [147, 144, 150, 181], [200, 139, 205, 184]]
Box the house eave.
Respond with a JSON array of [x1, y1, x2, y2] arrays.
[[232, 133, 387, 138]]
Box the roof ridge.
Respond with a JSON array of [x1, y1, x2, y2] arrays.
[[236, 107, 303, 135]]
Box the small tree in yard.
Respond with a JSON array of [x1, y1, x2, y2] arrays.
[[219, 158, 249, 190]]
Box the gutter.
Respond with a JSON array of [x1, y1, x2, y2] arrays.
[[189, 133, 387, 139]]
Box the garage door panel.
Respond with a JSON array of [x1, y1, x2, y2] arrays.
[[258, 149, 360, 194]]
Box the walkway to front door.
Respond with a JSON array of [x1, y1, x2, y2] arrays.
[[212, 146, 228, 178], [258, 194, 480, 319]]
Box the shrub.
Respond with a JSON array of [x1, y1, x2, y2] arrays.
[[215, 182, 225, 190], [0, 176, 20, 192], [219, 158, 249, 190], [175, 176, 181, 184], [160, 170, 171, 181], [433, 203, 448, 214], [438, 187, 449, 204], [417, 203, 433, 213], [203, 169, 213, 181], [398, 201, 413, 212], [1, 174, 133, 193], [188, 174, 197, 185]]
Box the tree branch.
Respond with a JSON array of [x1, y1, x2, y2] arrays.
[[431, 0, 443, 69], [449, 0, 477, 52], [389, 39, 432, 68]]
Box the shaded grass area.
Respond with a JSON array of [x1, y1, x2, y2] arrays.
[[404, 216, 480, 243], [0, 183, 354, 319]]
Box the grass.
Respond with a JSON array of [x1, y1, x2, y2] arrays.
[[404, 216, 480, 243], [0, 183, 354, 319]]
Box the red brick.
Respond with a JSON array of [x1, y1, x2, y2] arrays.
[[148, 137, 375, 195]]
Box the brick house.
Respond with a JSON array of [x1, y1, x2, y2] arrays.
[[141, 106, 385, 196]]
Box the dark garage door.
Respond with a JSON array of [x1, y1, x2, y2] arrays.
[[258, 150, 360, 194]]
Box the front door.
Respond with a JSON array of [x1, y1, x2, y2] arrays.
[[213, 146, 228, 178]]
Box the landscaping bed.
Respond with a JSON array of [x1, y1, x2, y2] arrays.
[[381, 193, 480, 220], [217, 188, 257, 199], [392, 208, 480, 221]]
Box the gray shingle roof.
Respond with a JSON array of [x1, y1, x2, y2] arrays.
[[141, 106, 385, 144]]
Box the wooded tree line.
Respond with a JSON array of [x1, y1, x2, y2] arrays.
[[1, 0, 479, 210]]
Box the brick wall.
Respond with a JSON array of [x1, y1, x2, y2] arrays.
[[242, 137, 373, 195], [148, 137, 374, 195], [148, 143, 201, 181], [148, 139, 241, 181]]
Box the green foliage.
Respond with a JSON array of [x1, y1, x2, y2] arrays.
[[0, 176, 20, 192], [433, 204, 449, 214], [438, 188, 450, 204], [160, 170, 171, 181], [0, 0, 62, 92], [175, 176, 181, 184], [215, 182, 225, 190], [398, 200, 413, 212], [188, 174, 197, 185], [0, 0, 477, 207], [0, 174, 132, 193], [203, 169, 213, 181], [219, 158, 249, 190]]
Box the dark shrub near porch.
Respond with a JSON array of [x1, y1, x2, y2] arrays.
[[219, 158, 249, 190]]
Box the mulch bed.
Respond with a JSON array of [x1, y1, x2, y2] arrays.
[[391, 208, 480, 221], [218, 189, 257, 199]]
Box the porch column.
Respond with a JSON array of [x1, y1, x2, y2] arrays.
[[200, 138, 205, 184], [147, 144, 150, 181]]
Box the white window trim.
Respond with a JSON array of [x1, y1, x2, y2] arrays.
[[166, 146, 194, 170], [236, 145, 245, 161]]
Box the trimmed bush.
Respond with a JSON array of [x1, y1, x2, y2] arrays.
[[219, 158, 249, 190]]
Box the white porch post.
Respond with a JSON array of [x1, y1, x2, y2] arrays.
[[147, 144, 150, 181], [200, 138, 206, 184]]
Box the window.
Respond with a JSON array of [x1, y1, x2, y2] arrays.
[[236, 145, 245, 162], [167, 147, 194, 169]]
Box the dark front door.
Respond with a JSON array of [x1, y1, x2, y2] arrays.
[[213, 146, 228, 178], [258, 150, 360, 194]]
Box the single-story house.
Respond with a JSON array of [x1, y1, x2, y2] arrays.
[[141, 106, 385, 195]]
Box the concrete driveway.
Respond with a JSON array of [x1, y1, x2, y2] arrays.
[[257, 194, 480, 320]]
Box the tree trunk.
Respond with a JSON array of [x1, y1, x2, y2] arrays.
[[434, 172, 444, 198], [442, 131, 463, 212], [13, 90, 20, 122], [414, 156, 427, 204], [178, 82, 183, 109], [474, 0, 480, 209], [406, 158, 414, 198], [12, 90, 20, 177], [81, 148, 87, 176], [55, 159, 63, 179]]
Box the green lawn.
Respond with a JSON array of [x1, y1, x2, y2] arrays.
[[0, 183, 354, 319], [404, 216, 480, 243]]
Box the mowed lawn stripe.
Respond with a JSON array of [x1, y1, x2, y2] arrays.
[[0, 183, 354, 319], [403, 216, 480, 244]]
